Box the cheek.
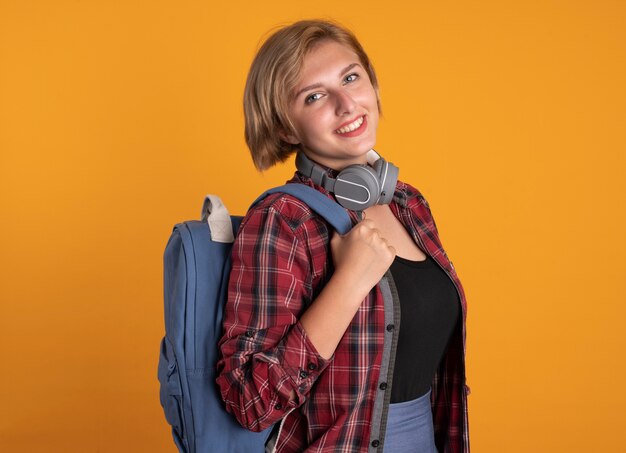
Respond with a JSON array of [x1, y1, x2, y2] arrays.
[[357, 82, 377, 102], [366, 88, 380, 108], [303, 110, 333, 138]]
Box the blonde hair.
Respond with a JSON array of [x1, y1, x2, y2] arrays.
[[244, 19, 380, 171]]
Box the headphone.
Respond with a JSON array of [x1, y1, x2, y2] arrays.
[[295, 150, 399, 211]]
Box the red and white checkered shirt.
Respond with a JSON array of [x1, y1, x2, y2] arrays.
[[216, 172, 469, 452]]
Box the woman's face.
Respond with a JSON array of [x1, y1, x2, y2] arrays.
[[282, 40, 380, 170]]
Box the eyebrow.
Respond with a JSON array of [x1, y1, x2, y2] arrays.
[[294, 62, 361, 99]]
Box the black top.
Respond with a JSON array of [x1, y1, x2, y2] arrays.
[[389, 254, 460, 403]]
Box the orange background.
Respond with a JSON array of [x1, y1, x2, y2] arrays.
[[1, 1, 625, 452]]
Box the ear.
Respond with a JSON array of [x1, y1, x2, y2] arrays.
[[278, 128, 300, 145]]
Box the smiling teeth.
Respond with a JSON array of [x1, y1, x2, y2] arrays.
[[335, 116, 364, 134]]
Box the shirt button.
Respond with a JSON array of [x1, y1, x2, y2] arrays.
[[371, 439, 380, 447], [386, 324, 395, 332], [245, 329, 254, 338], [379, 382, 387, 390], [299, 370, 308, 379], [274, 403, 282, 410], [307, 363, 317, 371]]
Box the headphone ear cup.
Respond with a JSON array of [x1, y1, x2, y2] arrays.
[[333, 165, 380, 211], [372, 158, 399, 205]]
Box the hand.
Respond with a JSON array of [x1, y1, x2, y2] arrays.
[[299, 217, 396, 359], [330, 217, 396, 300]]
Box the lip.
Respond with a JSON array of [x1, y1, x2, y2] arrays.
[[335, 115, 367, 138]]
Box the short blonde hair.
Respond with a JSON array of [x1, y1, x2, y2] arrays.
[[244, 19, 381, 171]]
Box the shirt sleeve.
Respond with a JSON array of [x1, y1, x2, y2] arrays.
[[216, 201, 331, 432]]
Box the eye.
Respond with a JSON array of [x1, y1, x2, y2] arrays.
[[305, 92, 323, 104], [344, 73, 359, 84]]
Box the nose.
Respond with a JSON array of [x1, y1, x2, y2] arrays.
[[334, 89, 357, 116]]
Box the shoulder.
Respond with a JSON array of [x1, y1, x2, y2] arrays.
[[393, 179, 433, 213], [239, 176, 337, 240], [246, 191, 327, 233]]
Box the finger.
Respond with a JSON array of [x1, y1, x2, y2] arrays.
[[359, 218, 375, 229]]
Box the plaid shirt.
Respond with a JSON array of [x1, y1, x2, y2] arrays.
[[216, 172, 469, 452]]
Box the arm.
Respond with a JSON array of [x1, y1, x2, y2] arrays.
[[216, 203, 394, 430], [299, 217, 396, 359], [216, 203, 328, 431]]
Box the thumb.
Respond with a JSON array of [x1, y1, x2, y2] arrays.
[[331, 230, 343, 242]]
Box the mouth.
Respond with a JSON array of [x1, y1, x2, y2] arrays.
[[334, 115, 367, 137]]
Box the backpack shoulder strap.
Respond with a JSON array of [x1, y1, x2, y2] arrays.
[[252, 184, 352, 235]]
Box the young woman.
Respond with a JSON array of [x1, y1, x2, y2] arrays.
[[216, 20, 469, 452]]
